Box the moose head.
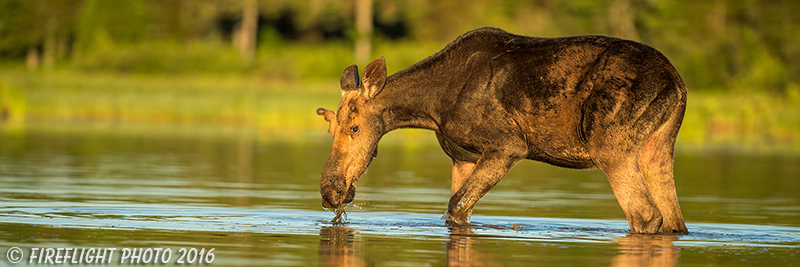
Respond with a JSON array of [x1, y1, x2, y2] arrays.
[[316, 57, 388, 212]]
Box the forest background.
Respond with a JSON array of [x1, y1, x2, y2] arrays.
[[1, 0, 798, 151]]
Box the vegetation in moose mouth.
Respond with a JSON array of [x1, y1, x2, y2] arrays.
[[332, 208, 347, 224]]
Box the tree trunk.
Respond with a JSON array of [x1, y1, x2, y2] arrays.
[[43, 36, 56, 69], [609, 0, 640, 41], [234, 0, 258, 61], [355, 0, 373, 64], [26, 46, 39, 71]]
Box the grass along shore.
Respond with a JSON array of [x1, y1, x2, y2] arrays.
[[1, 68, 798, 152]]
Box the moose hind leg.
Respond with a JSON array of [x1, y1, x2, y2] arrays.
[[600, 158, 663, 234], [639, 120, 688, 234]]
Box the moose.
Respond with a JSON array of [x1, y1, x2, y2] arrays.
[[316, 27, 688, 234]]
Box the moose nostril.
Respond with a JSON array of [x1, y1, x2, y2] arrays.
[[321, 183, 344, 208], [321, 197, 335, 209], [343, 185, 356, 204], [321, 192, 341, 208]]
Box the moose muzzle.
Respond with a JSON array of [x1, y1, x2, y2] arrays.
[[320, 173, 356, 209]]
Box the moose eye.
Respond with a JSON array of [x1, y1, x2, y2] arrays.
[[350, 126, 359, 134]]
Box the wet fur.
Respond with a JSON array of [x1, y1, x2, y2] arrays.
[[318, 27, 688, 234]]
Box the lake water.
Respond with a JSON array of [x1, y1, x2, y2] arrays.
[[1, 126, 798, 266]]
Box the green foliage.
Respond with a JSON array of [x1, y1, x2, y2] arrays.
[[0, 0, 81, 57], [75, 0, 147, 53], [678, 90, 800, 152], [373, 40, 444, 73], [0, 68, 340, 138], [0, 83, 25, 125], [636, 0, 800, 93], [255, 42, 354, 80], [73, 40, 250, 74], [1, 0, 798, 95], [253, 40, 443, 80], [0, 0, 33, 52], [68, 39, 443, 80]]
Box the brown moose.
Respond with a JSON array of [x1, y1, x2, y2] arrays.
[[316, 27, 688, 234]]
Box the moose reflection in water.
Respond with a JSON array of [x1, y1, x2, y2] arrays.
[[317, 226, 497, 267], [319, 227, 365, 267], [610, 234, 680, 267], [318, 226, 679, 267], [317, 27, 688, 234], [447, 227, 495, 266]]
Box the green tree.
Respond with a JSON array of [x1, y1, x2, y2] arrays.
[[75, 0, 146, 53], [0, 0, 82, 68]]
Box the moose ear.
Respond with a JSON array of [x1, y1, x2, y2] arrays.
[[340, 65, 360, 96], [316, 107, 335, 122], [362, 56, 387, 99]]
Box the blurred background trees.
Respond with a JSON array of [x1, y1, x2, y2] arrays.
[[1, 0, 798, 150], [1, 0, 799, 93]]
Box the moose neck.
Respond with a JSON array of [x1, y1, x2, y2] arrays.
[[373, 55, 454, 133]]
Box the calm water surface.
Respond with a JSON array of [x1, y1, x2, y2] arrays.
[[1, 126, 798, 266]]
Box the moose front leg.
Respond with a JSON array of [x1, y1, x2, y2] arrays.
[[445, 153, 520, 225]]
